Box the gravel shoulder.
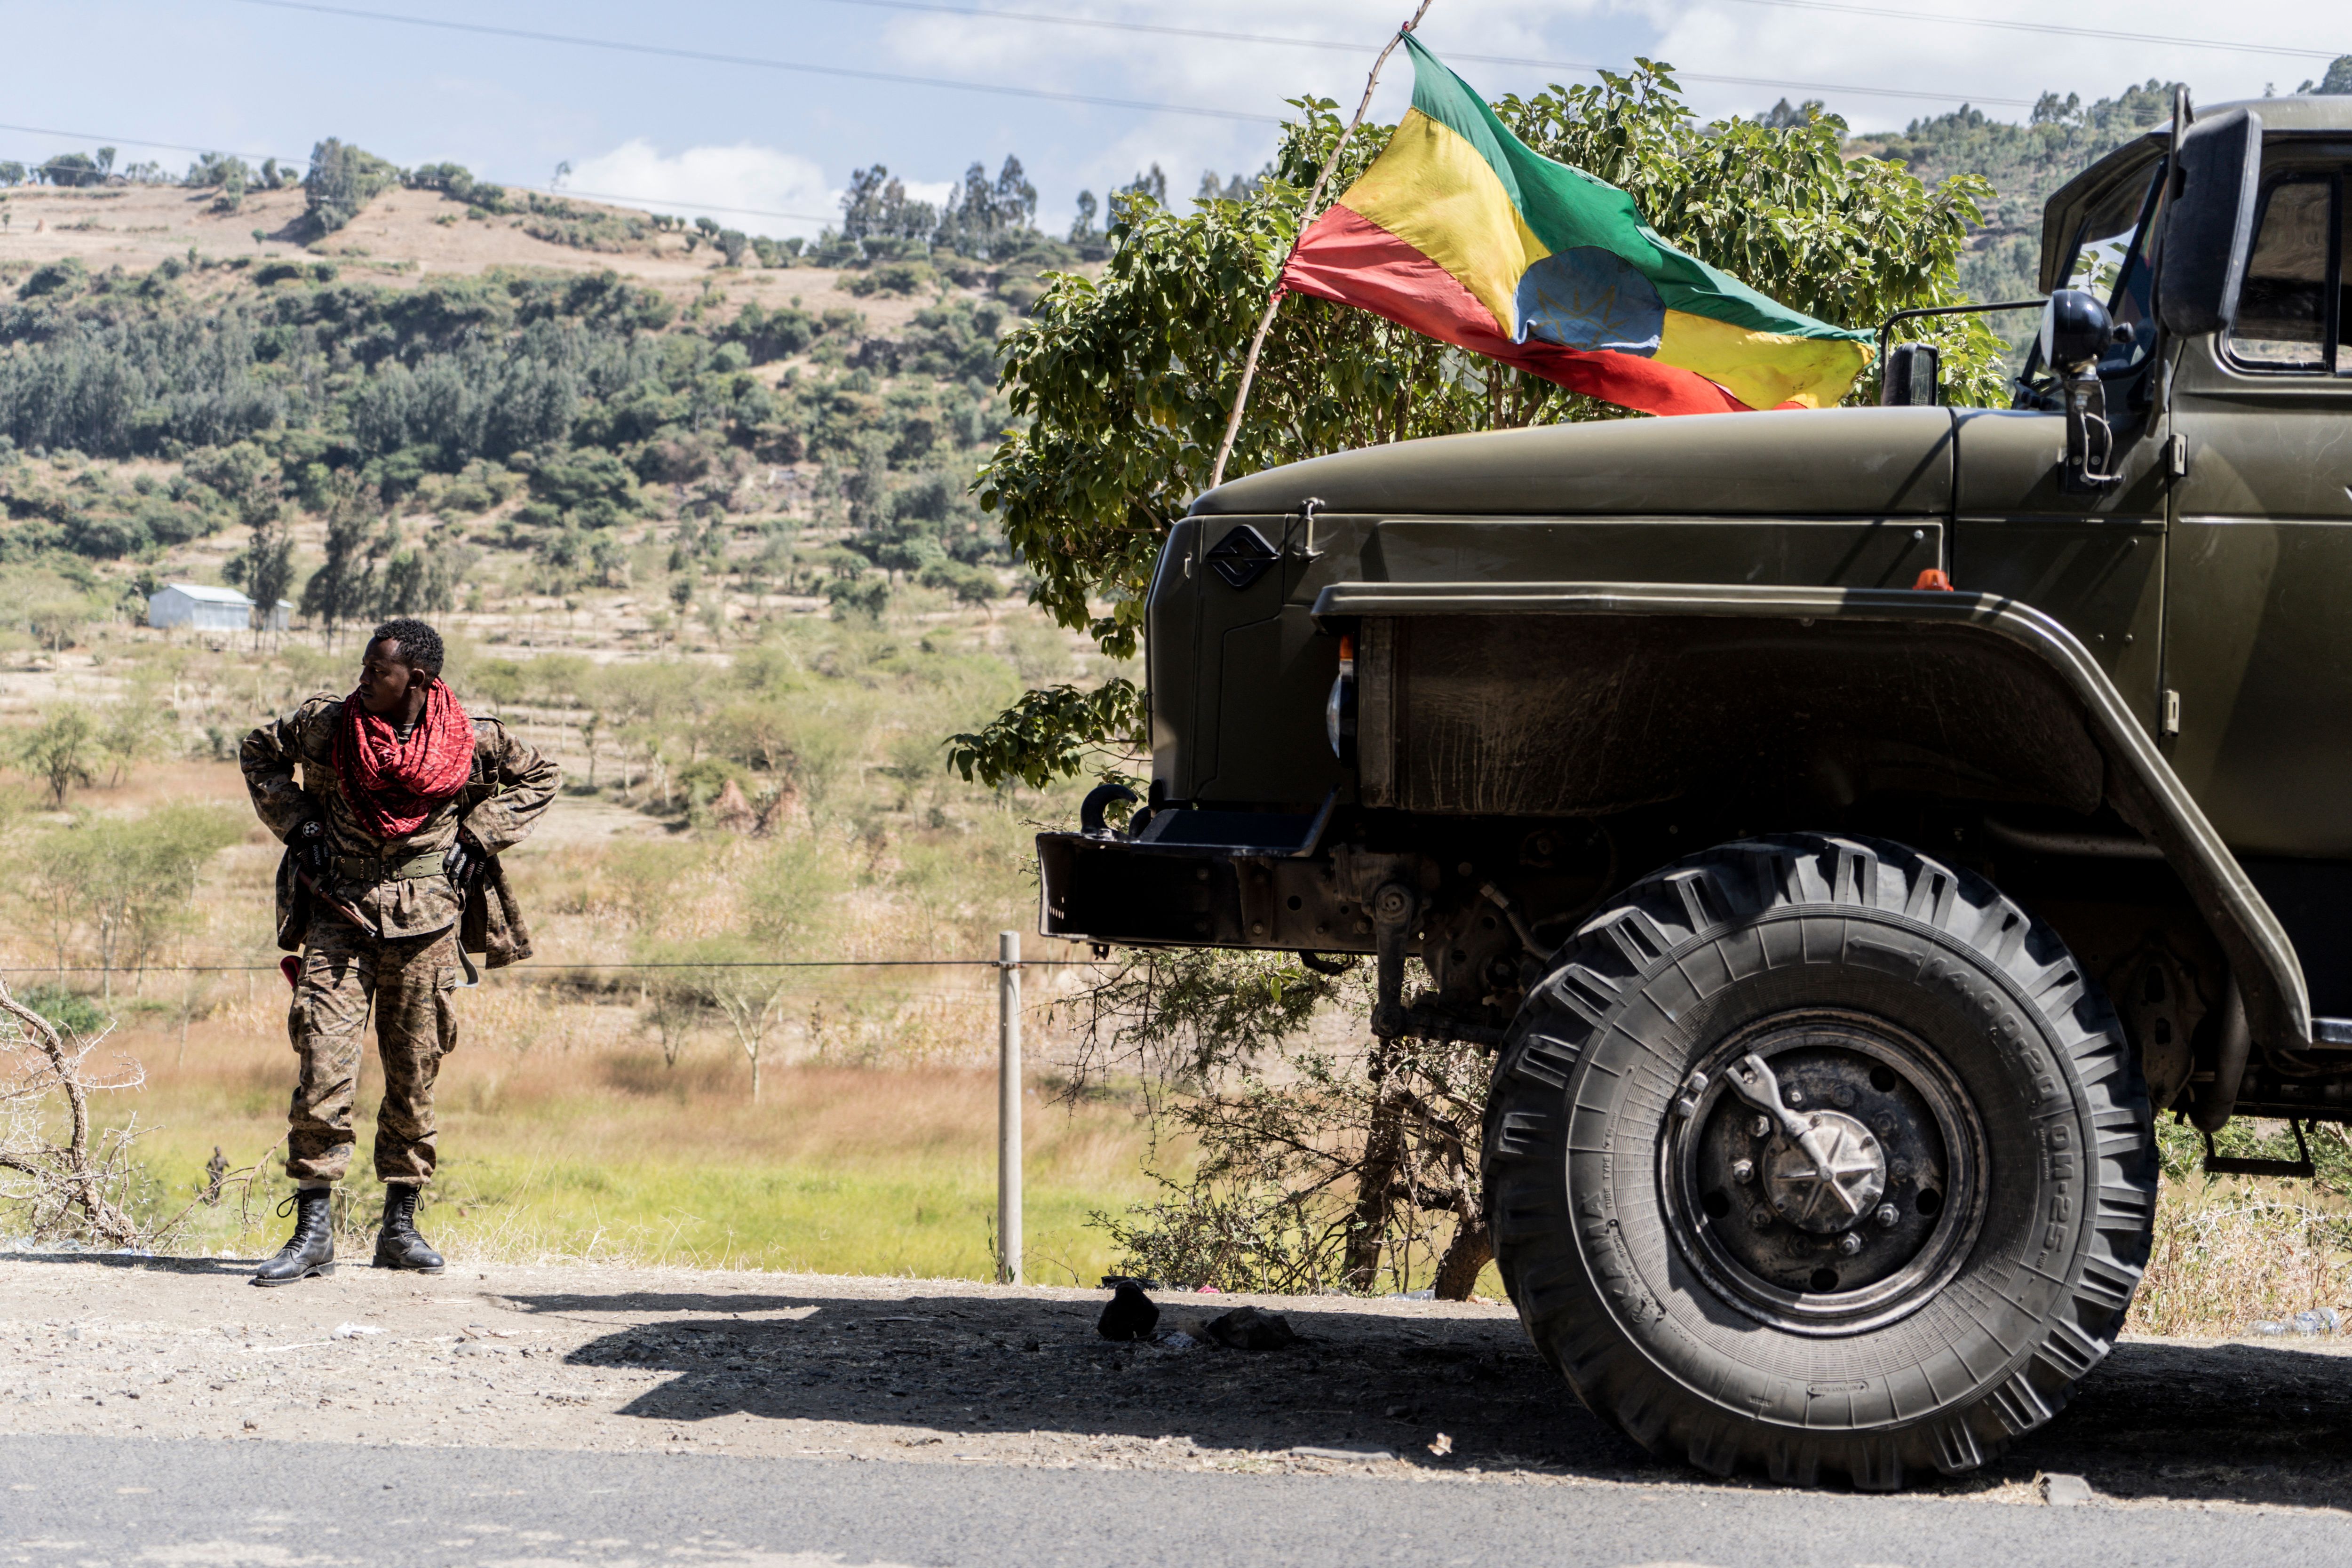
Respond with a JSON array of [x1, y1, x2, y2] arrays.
[[2, 1253, 2348, 1515]]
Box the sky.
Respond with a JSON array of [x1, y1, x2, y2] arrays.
[[1, 0, 2345, 241]]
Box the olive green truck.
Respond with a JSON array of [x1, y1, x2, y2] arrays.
[[1036, 95, 2352, 1487]]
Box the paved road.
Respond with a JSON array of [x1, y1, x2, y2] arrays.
[[0, 1432, 2344, 1568]]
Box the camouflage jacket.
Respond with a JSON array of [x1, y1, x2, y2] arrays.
[[241, 693, 560, 945]]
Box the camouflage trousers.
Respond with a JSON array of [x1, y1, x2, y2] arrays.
[[284, 916, 462, 1186]]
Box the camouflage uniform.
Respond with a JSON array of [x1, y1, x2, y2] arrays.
[[241, 695, 558, 1187]]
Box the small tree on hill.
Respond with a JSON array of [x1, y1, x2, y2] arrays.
[[303, 138, 400, 236], [17, 708, 96, 808]]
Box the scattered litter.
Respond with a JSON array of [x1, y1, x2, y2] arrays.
[[1097, 1281, 1160, 1343], [1203, 1305, 1298, 1353], [1292, 1445, 1395, 1463], [330, 1323, 385, 1340], [1156, 1331, 1200, 1351], [2041, 1472, 2095, 1506], [1429, 1433, 1454, 1457], [2247, 1311, 2340, 1336], [1386, 1289, 1437, 1302], [1195, 1285, 1222, 1294]]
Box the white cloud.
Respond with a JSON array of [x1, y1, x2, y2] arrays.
[[561, 140, 837, 239]]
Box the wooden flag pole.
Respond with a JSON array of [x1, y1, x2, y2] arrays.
[[1206, 2, 1436, 493]]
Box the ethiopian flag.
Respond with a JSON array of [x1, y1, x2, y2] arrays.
[[1280, 37, 1875, 415]]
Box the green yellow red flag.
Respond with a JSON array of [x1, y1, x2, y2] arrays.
[[1281, 37, 1876, 415]]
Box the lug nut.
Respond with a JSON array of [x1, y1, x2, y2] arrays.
[[1784, 1087, 1805, 1108], [1751, 1116, 1772, 1138], [1837, 1233, 1864, 1257], [1873, 1112, 1897, 1136], [1749, 1207, 1774, 1230], [1831, 1084, 1856, 1108], [1874, 1204, 1899, 1229], [1731, 1159, 1756, 1185]]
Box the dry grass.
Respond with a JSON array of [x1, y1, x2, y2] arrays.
[[113, 1003, 1168, 1285], [2132, 1177, 2352, 1337]]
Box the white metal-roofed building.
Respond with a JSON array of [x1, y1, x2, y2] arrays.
[[146, 583, 288, 633]]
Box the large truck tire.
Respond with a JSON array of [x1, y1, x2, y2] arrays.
[[1484, 833, 2157, 1488]]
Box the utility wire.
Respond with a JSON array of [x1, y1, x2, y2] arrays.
[[1702, 0, 2346, 64], [810, 0, 2035, 107], [219, 0, 1285, 123]]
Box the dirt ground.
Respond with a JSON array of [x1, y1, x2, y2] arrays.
[[2, 1254, 2349, 1513]]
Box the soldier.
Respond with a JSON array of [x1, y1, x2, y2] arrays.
[[240, 617, 558, 1286]]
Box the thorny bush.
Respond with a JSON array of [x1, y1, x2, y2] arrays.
[[0, 978, 152, 1246]]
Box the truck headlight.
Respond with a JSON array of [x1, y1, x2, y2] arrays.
[[1327, 634, 1356, 762]]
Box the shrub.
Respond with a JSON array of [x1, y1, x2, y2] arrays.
[[844, 261, 936, 297]]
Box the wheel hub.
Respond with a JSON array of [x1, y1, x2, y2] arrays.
[[1663, 1010, 1985, 1335], [1761, 1109, 1885, 1232]]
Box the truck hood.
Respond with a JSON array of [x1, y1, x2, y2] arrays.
[[1192, 406, 1956, 518]]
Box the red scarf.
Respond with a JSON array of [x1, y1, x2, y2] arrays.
[[333, 678, 476, 840]]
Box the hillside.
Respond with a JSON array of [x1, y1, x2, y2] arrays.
[[1849, 59, 2352, 358]]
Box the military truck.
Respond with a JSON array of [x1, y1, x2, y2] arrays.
[[1036, 93, 2352, 1487]]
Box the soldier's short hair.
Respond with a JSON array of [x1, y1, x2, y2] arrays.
[[370, 617, 445, 676]]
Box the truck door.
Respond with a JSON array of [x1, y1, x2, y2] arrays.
[[1952, 163, 2170, 731], [2164, 158, 2352, 857]]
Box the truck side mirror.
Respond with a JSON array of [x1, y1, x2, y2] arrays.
[[1878, 342, 1940, 406], [2156, 107, 2262, 337]]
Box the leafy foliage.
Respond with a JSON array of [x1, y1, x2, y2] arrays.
[[947, 677, 1142, 789]]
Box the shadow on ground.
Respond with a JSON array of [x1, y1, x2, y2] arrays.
[[515, 1288, 1634, 1474], [503, 1284, 2352, 1509]]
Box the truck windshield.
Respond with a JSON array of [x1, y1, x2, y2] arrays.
[[2062, 162, 2166, 375]]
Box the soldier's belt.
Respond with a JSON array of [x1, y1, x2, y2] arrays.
[[332, 850, 445, 883]]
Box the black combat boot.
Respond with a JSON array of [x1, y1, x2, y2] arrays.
[[374, 1183, 445, 1274], [252, 1187, 335, 1286]]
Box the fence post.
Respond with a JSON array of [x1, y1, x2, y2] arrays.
[[997, 929, 1022, 1285]]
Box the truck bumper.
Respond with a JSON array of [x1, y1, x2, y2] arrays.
[[1035, 804, 1373, 952]]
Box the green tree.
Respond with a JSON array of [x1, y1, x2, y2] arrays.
[[299, 479, 377, 646], [16, 708, 96, 808], [97, 690, 172, 788], [961, 67, 1998, 788], [2301, 56, 2352, 94], [302, 137, 400, 236], [18, 806, 240, 996]]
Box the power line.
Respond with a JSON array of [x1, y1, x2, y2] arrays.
[[1702, 0, 2346, 64], [220, 0, 1284, 124], [812, 0, 2036, 107]]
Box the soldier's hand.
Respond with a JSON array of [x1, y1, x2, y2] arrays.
[[292, 817, 332, 877], [445, 833, 483, 888]]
